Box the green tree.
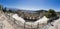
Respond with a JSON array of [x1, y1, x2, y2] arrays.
[[45, 9, 57, 18], [0, 4, 2, 10]]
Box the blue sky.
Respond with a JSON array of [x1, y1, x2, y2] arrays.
[[0, 0, 60, 11]]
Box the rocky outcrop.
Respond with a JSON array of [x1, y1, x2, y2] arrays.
[[0, 11, 14, 29]]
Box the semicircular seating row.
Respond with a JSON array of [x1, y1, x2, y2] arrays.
[[12, 14, 49, 24]]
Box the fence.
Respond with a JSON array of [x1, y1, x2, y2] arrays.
[[5, 14, 47, 29]]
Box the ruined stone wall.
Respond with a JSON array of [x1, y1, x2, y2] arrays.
[[5, 13, 48, 29]]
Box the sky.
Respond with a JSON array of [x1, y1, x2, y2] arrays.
[[0, 0, 60, 11]]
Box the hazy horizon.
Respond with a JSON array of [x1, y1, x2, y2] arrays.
[[0, 0, 60, 11]]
